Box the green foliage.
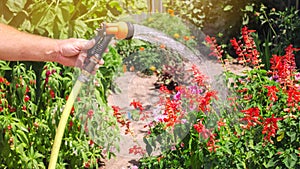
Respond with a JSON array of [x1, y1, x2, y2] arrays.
[[0, 46, 123, 168], [242, 3, 300, 69], [256, 5, 300, 53], [0, 0, 147, 39], [141, 13, 197, 48], [163, 0, 259, 42]]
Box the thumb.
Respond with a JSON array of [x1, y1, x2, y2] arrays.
[[80, 39, 96, 50]]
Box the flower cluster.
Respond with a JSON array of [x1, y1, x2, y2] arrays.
[[230, 26, 260, 67], [156, 65, 220, 152], [270, 45, 298, 87], [265, 85, 279, 102], [262, 114, 283, 144], [205, 36, 224, 60], [193, 120, 221, 153], [193, 120, 211, 139], [207, 134, 220, 153], [163, 99, 182, 127], [240, 107, 262, 130], [269, 45, 300, 111], [190, 64, 207, 87], [206, 26, 299, 145], [239, 106, 284, 144]]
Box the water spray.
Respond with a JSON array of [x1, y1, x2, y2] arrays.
[[48, 22, 134, 169]]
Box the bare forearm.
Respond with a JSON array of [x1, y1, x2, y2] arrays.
[[0, 23, 59, 62]]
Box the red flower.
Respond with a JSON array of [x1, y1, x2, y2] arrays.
[[159, 85, 172, 94], [34, 122, 39, 128], [129, 145, 146, 155], [24, 95, 30, 102], [217, 118, 226, 130], [240, 107, 262, 129], [112, 105, 121, 114], [111, 105, 133, 135], [207, 133, 220, 153], [84, 161, 90, 168], [163, 98, 181, 127], [193, 120, 211, 139], [230, 26, 260, 66], [46, 70, 51, 77], [7, 125, 12, 130], [190, 64, 207, 87], [265, 86, 279, 102], [88, 140, 94, 147], [270, 45, 298, 86], [197, 91, 218, 112], [0, 77, 5, 83], [70, 106, 75, 116], [205, 35, 224, 60], [68, 120, 73, 130], [87, 110, 94, 119], [262, 114, 283, 144], [286, 86, 300, 109], [130, 100, 144, 111], [50, 89, 55, 99], [22, 105, 27, 111]]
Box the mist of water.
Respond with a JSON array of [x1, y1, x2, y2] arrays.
[[132, 24, 227, 100], [132, 24, 204, 66]]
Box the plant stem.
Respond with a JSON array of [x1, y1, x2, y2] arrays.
[[262, 10, 277, 37], [84, 17, 105, 23], [77, 2, 98, 20]]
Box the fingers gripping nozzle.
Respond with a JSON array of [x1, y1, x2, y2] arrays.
[[79, 22, 134, 83]]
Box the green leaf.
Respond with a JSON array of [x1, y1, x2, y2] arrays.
[[223, 5, 233, 12], [264, 158, 276, 168], [243, 14, 249, 25], [6, 0, 27, 13], [245, 5, 253, 12], [109, 1, 123, 12], [0, 61, 12, 71], [72, 19, 88, 38], [16, 143, 26, 155], [283, 154, 297, 168], [16, 130, 29, 145], [286, 131, 296, 142]]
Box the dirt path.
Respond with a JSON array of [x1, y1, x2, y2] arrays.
[[106, 72, 158, 169]]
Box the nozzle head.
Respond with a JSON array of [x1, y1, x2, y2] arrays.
[[105, 22, 134, 40]]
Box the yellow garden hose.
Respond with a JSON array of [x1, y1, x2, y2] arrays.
[[48, 80, 83, 169]]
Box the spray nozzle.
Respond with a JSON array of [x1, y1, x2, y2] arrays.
[[78, 22, 134, 83], [105, 22, 134, 40]]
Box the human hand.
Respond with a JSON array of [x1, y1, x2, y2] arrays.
[[56, 38, 100, 67]]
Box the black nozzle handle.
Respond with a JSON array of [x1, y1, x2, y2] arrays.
[[83, 35, 113, 74]]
